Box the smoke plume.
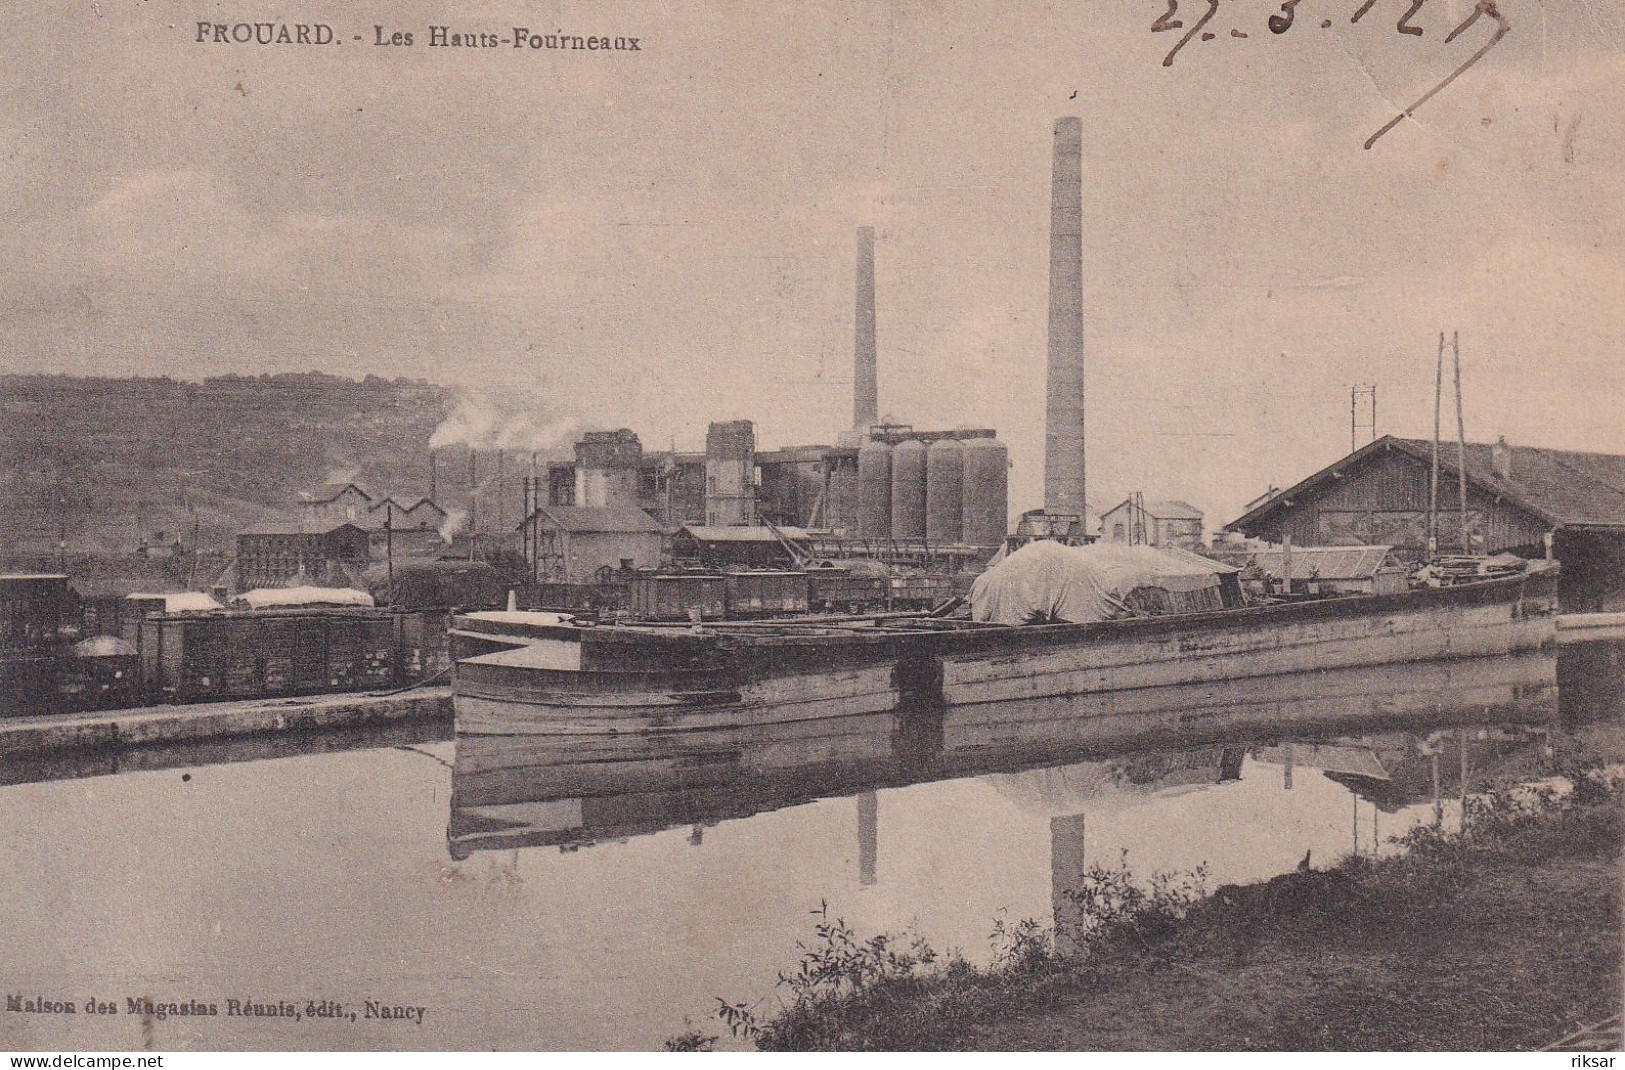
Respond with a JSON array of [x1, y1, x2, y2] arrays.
[[438, 507, 468, 545], [429, 392, 582, 455]]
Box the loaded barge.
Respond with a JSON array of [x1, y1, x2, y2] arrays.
[[449, 548, 1560, 735]]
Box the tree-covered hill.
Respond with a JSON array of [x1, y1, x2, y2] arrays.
[[0, 372, 454, 557]]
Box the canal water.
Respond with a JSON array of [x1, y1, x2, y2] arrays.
[[1, 644, 1618, 1051]]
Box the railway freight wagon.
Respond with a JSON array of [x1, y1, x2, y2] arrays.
[[0, 574, 69, 716], [888, 572, 964, 610], [521, 581, 631, 616], [723, 570, 810, 617], [805, 566, 890, 612], [628, 572, 729, 621], [139, 608, 398, 704]]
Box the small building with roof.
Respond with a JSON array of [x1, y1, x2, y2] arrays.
[[1225, 434, 1625, 611], [296, 482, 374, 528], [520, 505, 664, 584], [1099, 499, 1205, 549], [671, 524, 811, 569]]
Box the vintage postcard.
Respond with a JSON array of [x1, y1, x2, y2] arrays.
[[1, 0, 1620, 1055]]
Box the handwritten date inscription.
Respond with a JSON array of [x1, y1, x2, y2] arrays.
[[1152, 0, 1510, 148]]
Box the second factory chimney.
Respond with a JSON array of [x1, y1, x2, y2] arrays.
[[853, 226, 879, 431], [1044, 116, 1087, 516]]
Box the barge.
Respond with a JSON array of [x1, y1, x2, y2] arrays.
[[449, 551, 1560, 735]]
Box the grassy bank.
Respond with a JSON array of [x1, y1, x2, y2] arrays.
[[676, 752, 1623, 1052]]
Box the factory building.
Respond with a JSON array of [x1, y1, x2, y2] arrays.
[[755, 445, 858, 532], [520, 504, 664, 584], [533, 423, 1006, 549], [296, 483, 374, 528], [296, 483, 448, 541], [366, 496, 448, 532], [236, 522, 372, 590], [572, 429, 644, 509], [705, 420, 756, 526], [1225, 435, 1625, 611], [521, 220, 1011, 559]]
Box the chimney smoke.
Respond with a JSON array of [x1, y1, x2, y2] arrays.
[[854, 226, 879, 431], [1044, 117, 1087, 516]]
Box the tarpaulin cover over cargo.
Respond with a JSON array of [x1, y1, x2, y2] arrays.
[[968, 540, 1239, 625], [233, 586, 376, 609]]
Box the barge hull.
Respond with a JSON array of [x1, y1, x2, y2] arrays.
[[452, 570, 1558, 735]]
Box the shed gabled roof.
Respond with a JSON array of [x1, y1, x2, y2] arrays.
[[1103, 498, 1204, 521], [525, 505, 662, 534], [369, 496, 448, 518], [1226, 435, 1625, 534], [1248, 545, 1396, 581], [298, 482, 373, 504], [681, 525, 811, 543]]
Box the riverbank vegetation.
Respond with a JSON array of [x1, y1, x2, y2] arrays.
[[672, 741, 1622, 1052]]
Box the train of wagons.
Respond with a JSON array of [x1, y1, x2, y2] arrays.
[[0, 564, 967, 715]]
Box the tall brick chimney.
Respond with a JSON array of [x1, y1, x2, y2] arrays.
[[1044, 117, 1087, 516], [853, 226, 879, 431]]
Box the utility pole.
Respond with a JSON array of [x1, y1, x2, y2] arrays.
[[1429, 333, 1444, 556], [468, 447, 479, 562], [1453, 331, 1469, 554], [496, 448, 505, 535], [188, 507, 201, 589], [385, 507, 394, 608]]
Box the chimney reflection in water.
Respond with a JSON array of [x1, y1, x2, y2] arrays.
[[858, 791, 878, 887]]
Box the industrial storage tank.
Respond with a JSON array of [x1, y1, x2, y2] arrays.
[[925, 437, 964, 544], [961, 435, 1009, 547], [890, 438, 928, 541], [856, 439, 893, 539]]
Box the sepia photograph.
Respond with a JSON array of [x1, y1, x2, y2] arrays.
[[1, 0, 1621, 1055]]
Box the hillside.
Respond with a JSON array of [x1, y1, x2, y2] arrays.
[[0, 373, 454, 558]]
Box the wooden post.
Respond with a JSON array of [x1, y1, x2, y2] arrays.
[[385, 508, 394, 608], [858, 791, 878, 887], [1453, 331, 1469, 554], [1281, 534, 1293, 596], [1432, 750, 1442, 826], [1458, 728, 1469, 831], [1430, 333, 1443, 555]]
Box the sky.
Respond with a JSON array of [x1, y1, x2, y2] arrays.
[[1, 0, 1620, 524]]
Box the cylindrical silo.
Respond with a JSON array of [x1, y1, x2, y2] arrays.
[[961, 435, 1009, 547], [856, 439, 893, 539], [890, 438, 927, 541], [925, 438, 964, 544]]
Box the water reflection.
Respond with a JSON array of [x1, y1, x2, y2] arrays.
[[446, 651, 1561, 859], [2, 645, 1617, 1051]]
